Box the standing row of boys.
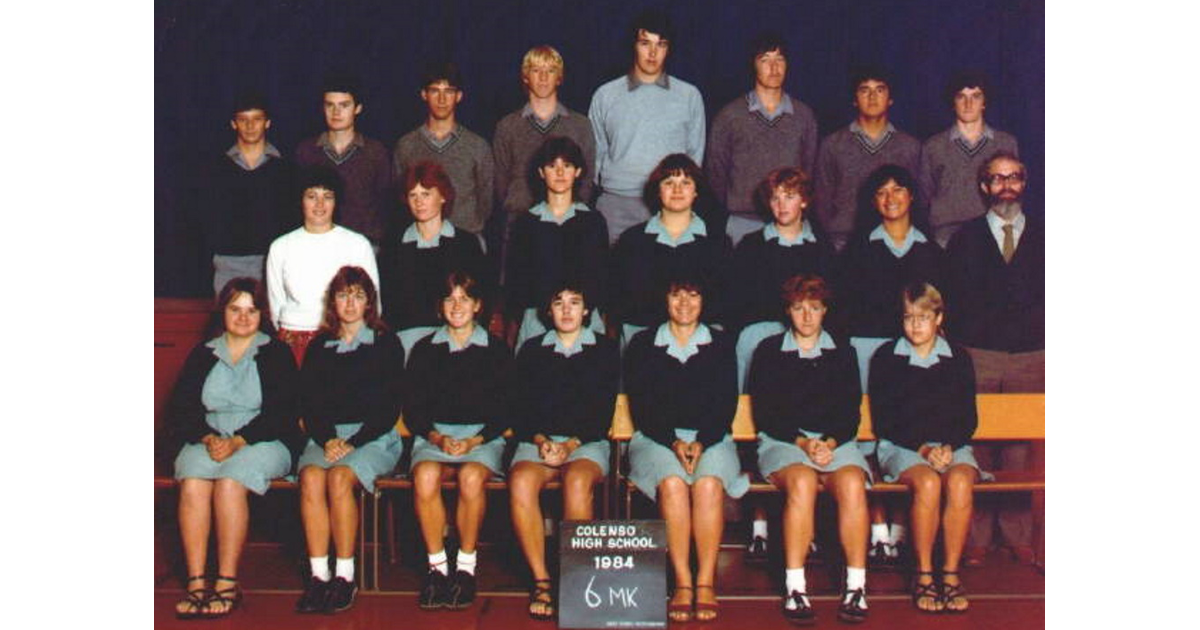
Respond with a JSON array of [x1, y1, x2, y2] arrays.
[[176, 8, 1043, 626]]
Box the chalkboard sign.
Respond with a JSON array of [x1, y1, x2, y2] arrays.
[[558, 520, 668, 629]]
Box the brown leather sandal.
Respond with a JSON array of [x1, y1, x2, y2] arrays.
[[694, 585, 719, 622], [669, 585, 694, 622]]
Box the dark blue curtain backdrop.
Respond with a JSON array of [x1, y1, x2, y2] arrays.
[[155, 0, 1044, 297]]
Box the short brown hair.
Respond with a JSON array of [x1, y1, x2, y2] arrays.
[[209, 276, 274, 338], [753, 166, 812, 222], [403, 160, 456, 218], [438, 271, 485, 320], [780, 274, 831, 313], [319, 266, 387, 336]]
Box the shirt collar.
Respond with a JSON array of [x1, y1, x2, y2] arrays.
[[893, 336, 953, 368], [402, 220, 456, 248], [849, 121, 896, 153], [869, 224, 928, 258], [780, 329, 837, 358], [950, 123, 995, 144], [541, 327, 597, 357], [654, 322, 712, 364], [522, 101, 568, 126], [207, 331, 271, 366], [644, 212, 708, 247], [626, 72, 671, 91], [419, 124, 462, 151], [529, 201, 589, 225], [746, 91, 794, 120], [763, 220, 816, 247], [431, 324, 489, 352], [986, 208, 1026, 234], [226, 142, 281, 170], [316, 132, 365, 163], [323, 325, 376, 353]]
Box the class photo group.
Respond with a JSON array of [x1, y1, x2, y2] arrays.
[[155, 2, 1044, 626]]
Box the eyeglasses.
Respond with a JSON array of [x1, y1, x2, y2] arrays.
[[334, 290, 367, 302], [987, 172, 1026, 185]]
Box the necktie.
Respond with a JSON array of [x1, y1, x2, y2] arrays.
[[1001, 224, 1015, 263]]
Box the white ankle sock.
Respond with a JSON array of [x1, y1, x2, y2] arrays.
[[457, 550, 478, 576], [310, 556, 331, 581], [784, 568, 808, 609], [870, 523, 890, 544], [752, 519, 768, 539], [889, 524, 907, 544], [428, 550, 449, 576], [845, 566, 867, 593], [335, 557, 355, 581]]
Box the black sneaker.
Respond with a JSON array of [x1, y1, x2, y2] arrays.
[[837, 588, 868, 623], [782, 591, 816, 626], [295, 577, 330, 614], [325, 577, 358, 613], [419, 569, 450, 610], [446, 570, 476, 610], [746, 536, 768, 563]]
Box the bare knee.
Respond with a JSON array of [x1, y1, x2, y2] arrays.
[[327, 466, 359, 500], [658, 476, 690, 509], [782, 466, 818, 501], [943, 467, 975, 509], [179, 478, 213, 505], [508, 466, 544, 509], [458, 464, 490, 500], [413, 462, 443, 499], [833, 468, 867, 508], [692, 476, 725, 504], [907, 469, 942, 507], [563, 466, 597, 503], [214, 477, 247, 499]]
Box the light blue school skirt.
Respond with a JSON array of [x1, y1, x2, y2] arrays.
[[510, 436, 611, 476], [875, 440, 994, 483], [756, 432, 873, 483], [627, 430, 749, 501], [297, 422, 403, 493], [736, 321, 787, 393], [174, 439, 292, 496], [410, 422, 507, 475], [515, 307, 607, 352]]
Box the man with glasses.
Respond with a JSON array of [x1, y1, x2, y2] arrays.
[[946, 152, 1043, 568], [919, 71, 1020, 247], [394, 61, 495, 239]]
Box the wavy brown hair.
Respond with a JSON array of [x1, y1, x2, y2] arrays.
[[319, 266, 388, 337]]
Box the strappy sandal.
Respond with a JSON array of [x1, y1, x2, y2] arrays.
[[528, 578, 555, 621], [939, 571, 969, 613], [694, 584, 719, 623], [669, 585, 693, 623], [204, 575, 243, 618], [911, 571, 942, 613], [175, 575, 208, 620]]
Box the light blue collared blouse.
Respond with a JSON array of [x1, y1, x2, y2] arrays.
[[869, 224, 929, 258], [781, 328, 837, 358], [644, 212, 708, 248], [892, 335, 953, 368], [764, 220, 817, 247], [402, 219, 456, 249], [431, 324, 489, 353], [528, 200, 590, 225], [541, 327, 598, 358], [654, 322, 713, 364], [322, 324, 376, 354]]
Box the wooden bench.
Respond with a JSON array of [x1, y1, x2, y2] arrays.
[[613, 393, 1045, 517]]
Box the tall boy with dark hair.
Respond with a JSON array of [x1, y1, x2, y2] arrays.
[[919, 71, 1020, 247], [202, 90, 296, 294], [588, 8, 706, 244], [294, 74, 394, 247], [394, 61, 495, 239], [813, 66, 921, 251], [706, 32, 819, 246]]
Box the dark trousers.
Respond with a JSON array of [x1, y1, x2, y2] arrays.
[[965, 347, 1044, 550]]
